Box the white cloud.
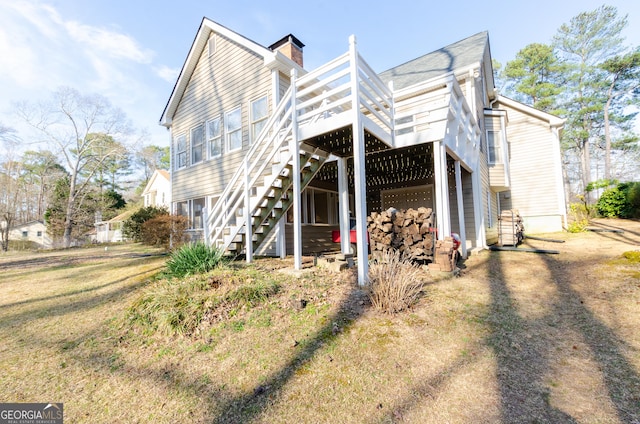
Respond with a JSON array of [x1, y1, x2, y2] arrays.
[[154, 65, 180, 83], [0, 0, 171, 146], [64, 21, 154, 64]]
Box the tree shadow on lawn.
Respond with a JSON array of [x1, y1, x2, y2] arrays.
[[481, 247, 640, 422], [33, 272, 372, 423], [484, 251, 579, 423], [207, 281, 369, 423], [0, 266, 163, 329], [537, 251, 640, 422]]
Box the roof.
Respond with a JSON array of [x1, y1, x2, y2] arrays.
[[269, 34, 305, 50], [379, 31, 491, 91], [156, 169, 170, 181], [141, 169, 170, 196], [160, 17, 302, 127], [9, 220, 45, 230], [494, 95, 565, 128]]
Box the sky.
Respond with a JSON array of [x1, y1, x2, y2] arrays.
[[1, 0, 639, 150]]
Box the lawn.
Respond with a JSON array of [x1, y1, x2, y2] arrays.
[[0, 221, 639, 423]]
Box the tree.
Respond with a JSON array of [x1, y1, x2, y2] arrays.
[[553, 5, 628, 200], [21, 150, 66, 220], [599, 48, 640, 180], [0, 124, 21, 252], [136, 144, 170, 181], [16, 87, 133, 248], [501, 43, 565, 113]]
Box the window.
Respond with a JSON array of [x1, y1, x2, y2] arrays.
[[191, 124, 204, 164], [286, 188, 338, 224], [207, 117, 222, 158], [192, 198, 206, 229], [208, 35, 216, 57], [175, 134, 187, 169], [22, 231, 28, 238], [487, 130, 502, 164], [250, 96, 268, 143], [176, 201, 188, 218], [226, 107, 242, 152], [37, 231, 42, 237]]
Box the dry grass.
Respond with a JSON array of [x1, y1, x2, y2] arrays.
[[0, 220, 639, 423]]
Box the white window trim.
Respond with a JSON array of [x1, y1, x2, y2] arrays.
[[207, 116, 223, 159], [191, 124, 205, 165], [175, 133, 187, 170], [250, 94, 269, 144], [487, 129, 503, 165], [225, 106, 242, 152]]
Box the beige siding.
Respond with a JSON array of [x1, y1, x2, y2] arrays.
[[497, 102, 563, 223], [485, 114, 507, 187], [171, 32, 275, 203]]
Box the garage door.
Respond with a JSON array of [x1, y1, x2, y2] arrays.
[[381, 185, 434, 211]]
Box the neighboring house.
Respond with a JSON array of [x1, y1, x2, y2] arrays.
[[94, 209, 135, 243], [8, 220, 52, 249], [142, 169, 172, 208], [160, 18, 566, 283]]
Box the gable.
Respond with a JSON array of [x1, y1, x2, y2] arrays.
[[160, 18, 301, 127]]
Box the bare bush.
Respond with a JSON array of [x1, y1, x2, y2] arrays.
[[141, 214, 188, 250], [367, 250, 425, 313]]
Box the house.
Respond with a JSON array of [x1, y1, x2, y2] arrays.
[[142, 169, 171, 208], [160, 18, 567, 284], [8, 220, 52, 249], [94, 209, 135, 243]]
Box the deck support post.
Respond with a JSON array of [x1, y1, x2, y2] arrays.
[[349, 35, 369, 286], [471, 166, 486, 249], [433, 140, 451, 240], [338, 157, 351, 254], [290, 68, 302, 270], [454, 160, 467, 259], [244, 159, 253, 263]]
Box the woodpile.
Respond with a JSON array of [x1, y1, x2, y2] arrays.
[[498, 209, 524, 246], [366, 207, 435, 261], [428, 237, 459, 272]]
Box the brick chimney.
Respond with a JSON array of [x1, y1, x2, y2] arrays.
[[269, 34, 304, 67]]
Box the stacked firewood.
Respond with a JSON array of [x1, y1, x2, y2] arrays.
[[428, 237, 459, 272], [498, 209, 525, 246], [366, 207, 435, 261]]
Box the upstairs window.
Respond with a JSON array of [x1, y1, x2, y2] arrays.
[[175, 134, 187, 169], [207, 117, 222, 158], [487, 130, 503, 164], [226, 107, 242, 152], [250, 96, 268, 143], [191, 124, 204, 164]]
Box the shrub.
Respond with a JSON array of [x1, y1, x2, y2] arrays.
[[567, 218, 588, 233], [141, 214, 189, 249], [367, 250, 425, 314], [127, 268, 279, 336], [596, 186, 627, 217], [165, 242, 225, 278], [622, 250, 640, 263], [623, 182, 640, 218], [595, 182, 640, 218], [122, 206, 168, 242]]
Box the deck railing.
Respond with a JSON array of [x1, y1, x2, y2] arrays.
[[204, 36, 395, 252]]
